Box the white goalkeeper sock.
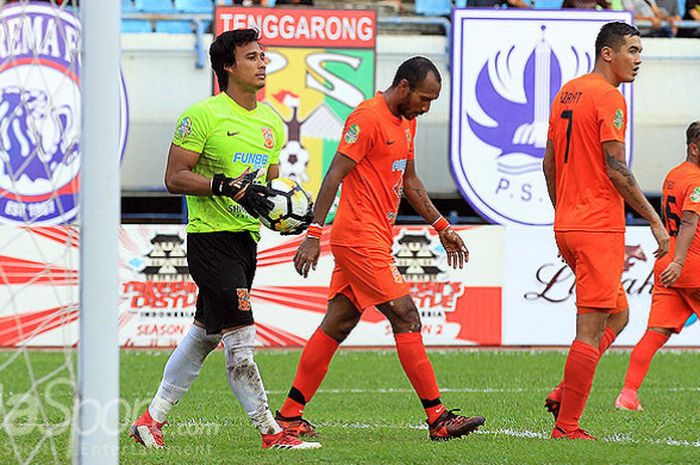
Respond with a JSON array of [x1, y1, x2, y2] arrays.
[[222, 325, 282, 435], [149, 324, 221, 423]]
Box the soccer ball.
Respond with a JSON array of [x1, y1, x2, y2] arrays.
[[259, 177, 312, 234]]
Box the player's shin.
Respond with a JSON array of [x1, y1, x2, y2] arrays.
[[623, 330, 670, 391], [394, 332, 443, 421], [150, 324, 221, 422], [279, 327, 339, 419], [222, 326, 282, 435], [556, 340, 599, 432]]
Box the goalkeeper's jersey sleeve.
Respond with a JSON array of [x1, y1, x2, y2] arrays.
[[171, 93, 285, 238]]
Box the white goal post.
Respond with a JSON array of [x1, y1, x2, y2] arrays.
[[77, 1, 121, 464]]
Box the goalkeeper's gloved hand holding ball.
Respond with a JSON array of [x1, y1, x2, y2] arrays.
[[212, 169, 275, 218]]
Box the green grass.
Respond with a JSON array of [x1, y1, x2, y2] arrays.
[[1, 349, 699, 464]]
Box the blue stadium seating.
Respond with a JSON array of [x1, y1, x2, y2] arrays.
[[175, 0, 213, 13], [533, 0, 562, 7], [137, 0, 177, 13], [155, 20, 194, 33], [122, 0, 140, 12], [415, 0, 453, 15], [122, 19, 153, 32]]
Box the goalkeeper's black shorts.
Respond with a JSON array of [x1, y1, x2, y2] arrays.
[[187, 231, 257, 334]]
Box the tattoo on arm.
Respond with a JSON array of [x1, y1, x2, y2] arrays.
[[407, 181, 440, 222], [605, 150, 659, 222], [605, 152, 637, 188]]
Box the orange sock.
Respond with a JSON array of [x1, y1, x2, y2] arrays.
[[394, 332, 443, 423], [555, 340, 599, 432], [598, 325, 616, 356], [623, 330, 669, 391], [279, 328, 339, 418], [554, 326, 616, 391]]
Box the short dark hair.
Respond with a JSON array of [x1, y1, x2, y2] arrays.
[[687, 121, 700, 145], [595, 22, 640, 61], [210, 29, 260, 91], [391, 56, 441, 90]]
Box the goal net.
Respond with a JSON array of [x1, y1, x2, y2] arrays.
[[0, 1, 121, 463]]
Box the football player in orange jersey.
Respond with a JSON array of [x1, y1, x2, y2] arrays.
[[542, 22, 669, 439], [274, 57, 486, 442], [616, 121, 700, 411]]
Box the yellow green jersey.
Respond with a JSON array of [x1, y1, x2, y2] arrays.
[[171, 92, 284, 240]]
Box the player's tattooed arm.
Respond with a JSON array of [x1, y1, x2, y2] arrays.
[[604, 141, 669, 258], [543, 139, 556, 207], [403, 160, 441, 222]]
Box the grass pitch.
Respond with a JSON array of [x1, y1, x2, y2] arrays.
[[1, 348, 699, 464]]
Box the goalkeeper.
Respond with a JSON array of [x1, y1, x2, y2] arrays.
[[130, 29, 318, 450]]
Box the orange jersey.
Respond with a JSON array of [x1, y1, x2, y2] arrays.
[[548, 73, 627, 233], [654, 161, 700, 287], [331, 93, 416, 248]]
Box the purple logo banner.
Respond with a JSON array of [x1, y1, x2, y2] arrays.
[[450, 9, 632, 226]]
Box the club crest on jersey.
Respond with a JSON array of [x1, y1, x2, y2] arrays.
[[176, 116, 192, 139], [345, 124, 360, 144], [261, 127, 274, 149], [0, 3, 128, 225], [237, 288, 251, 311], [405, 127, 412, 145], [613, 109, 624, 130], [691, 187, 700, 203], [450, 12, 633, 226]]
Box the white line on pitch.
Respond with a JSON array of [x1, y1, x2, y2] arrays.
[[265, 386, 700, 395]]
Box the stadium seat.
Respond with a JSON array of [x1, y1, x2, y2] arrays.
[[155, 20, 194, 33], [122, 0, 140, 12], [415, 0, 453, 16], [175, 0, 213, 13], [122, 19, 154, 32], [137, 0, 177, 13], [534, 0, 562, 8]]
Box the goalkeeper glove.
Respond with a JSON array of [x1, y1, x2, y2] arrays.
[[212, 169, 274, 218]]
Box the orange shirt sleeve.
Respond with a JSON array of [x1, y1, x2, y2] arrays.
[[597, 89, 626, 144], [336, 108, 379, 163], [681, 173, 700, 216]]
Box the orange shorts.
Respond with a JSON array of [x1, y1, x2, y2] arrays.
[[328, 244, 410, 311], [648, 284, 700, 333], [555, 231, 628, 313]]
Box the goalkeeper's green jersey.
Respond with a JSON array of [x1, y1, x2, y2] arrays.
[[171, 92, 284, 240]]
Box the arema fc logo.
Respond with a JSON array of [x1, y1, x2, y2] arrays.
[[450, 11, 633, 226], [0, 3, 128, 224]]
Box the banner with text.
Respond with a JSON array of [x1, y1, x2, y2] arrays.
[[0, 225, 502, 348], [0, 3, 129, 225], [502, 226, 700, 346], [215, 8, 376, 220]]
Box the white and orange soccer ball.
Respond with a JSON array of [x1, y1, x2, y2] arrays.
[[259, 177, 312, 234]]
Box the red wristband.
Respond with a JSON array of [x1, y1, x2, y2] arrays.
[[432, 216, 450, 232], [307, 223, 323, 240]]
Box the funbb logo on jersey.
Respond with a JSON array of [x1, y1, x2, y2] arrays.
[[450, 10, 633, 226], [0, 3, 129, 225], [233, 152, 269, 170]]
